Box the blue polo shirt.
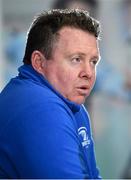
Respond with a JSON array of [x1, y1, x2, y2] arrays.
[[0, 65, 101, 179]]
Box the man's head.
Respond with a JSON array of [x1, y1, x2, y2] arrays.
[[23, 9, 100, 64], [23, 9, 101, 104]]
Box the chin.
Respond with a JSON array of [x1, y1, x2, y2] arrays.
[[72, 97, 86, 105]]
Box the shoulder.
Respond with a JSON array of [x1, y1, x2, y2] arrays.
[[0, 76, 76, 136], [2, 83, 76, 134], [1, 75, 66, 110]]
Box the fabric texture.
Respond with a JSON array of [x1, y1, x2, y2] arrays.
[[0, 64, 101, 179]]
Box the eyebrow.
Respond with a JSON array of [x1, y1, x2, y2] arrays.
[[67, 52, 87, 58], [92, 55, 101, 61], [68, 52, 101, 61]]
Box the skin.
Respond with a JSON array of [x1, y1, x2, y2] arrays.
[[31, 27, 100, 104]]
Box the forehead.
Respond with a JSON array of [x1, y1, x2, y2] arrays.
[[56, 27, 99, 54]]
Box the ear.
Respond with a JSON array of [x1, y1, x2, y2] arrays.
[[31, 50, 45, 74]]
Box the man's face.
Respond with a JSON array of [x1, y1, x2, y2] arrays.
[[42, 27, 100, 104]]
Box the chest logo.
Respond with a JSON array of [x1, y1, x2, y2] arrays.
[[78, 127, 90, 148]]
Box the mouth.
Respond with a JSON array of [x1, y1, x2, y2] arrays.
[[76, 85, 90, 96]]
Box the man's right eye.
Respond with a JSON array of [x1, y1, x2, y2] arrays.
[[71, 57, 81, 63]]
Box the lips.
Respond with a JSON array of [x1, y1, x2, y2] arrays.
[[77, 85, 90, 96]]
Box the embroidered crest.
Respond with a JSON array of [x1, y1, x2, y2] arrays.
[[78, 127, 90, 148]]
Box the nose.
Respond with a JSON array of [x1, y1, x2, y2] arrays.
[[79, 64, 94, 80]]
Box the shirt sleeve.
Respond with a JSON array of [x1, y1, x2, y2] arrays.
[[0, 100, 89, 179]]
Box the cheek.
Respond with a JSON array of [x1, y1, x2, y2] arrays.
[[89, 71, 96, 88], [57, 70, 77, 96], [93, 73, 96, 82], [56, 66, 72, 83], [58, 70, 73, 86], [92, 72, 96, 85]]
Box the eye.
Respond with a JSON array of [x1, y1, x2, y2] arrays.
[[72, 57, 81, 63], [91, 59, 98, 66]]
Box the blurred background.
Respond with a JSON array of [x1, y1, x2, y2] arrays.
[[0, 0, 131, 178]]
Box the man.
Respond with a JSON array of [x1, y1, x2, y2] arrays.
[[52, 0, 99, 115], [0, 9, 101, 179]]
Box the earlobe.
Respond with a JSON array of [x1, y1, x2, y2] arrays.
[[31, 51, 45, 73]]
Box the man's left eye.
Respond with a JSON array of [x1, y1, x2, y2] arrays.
[[91, 59, 98, 65]]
